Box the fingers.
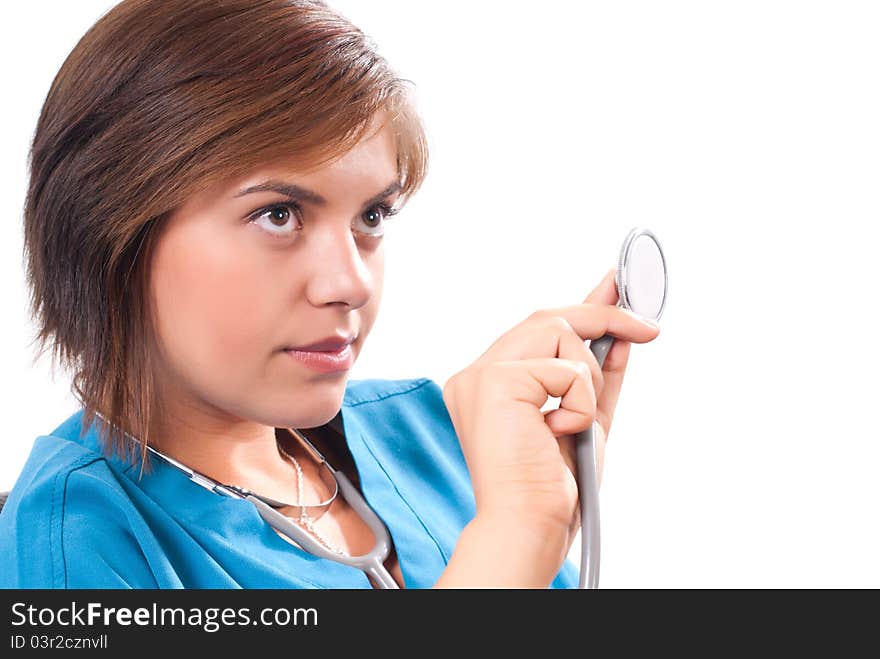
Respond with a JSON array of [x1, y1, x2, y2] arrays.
[[550, 326, 603, 435], [478, 304, 659, 368], [503, 357, 595, 437], [463, 266, 657, 445], [540, 303, 659, 344], [558, 327, 603, 410], [594, 338, 631, 438]]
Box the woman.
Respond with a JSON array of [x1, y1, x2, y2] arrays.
[[0, 0, 659, 589]]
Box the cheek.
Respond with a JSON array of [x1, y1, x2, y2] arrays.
[[150, 227, 275, 384], [359, 250, 384, 337]]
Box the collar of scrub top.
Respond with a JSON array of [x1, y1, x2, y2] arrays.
[[93, 411, 400, 589]]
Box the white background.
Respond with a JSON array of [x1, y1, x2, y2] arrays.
[[2, 1, 878, 588]]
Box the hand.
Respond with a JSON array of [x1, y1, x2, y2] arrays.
[[442, 267, 661, 544]]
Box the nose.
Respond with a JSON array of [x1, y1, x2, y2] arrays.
[[303, 222, 375, 309]]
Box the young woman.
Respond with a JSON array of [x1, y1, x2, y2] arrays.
[[0, 0, 659, 589]]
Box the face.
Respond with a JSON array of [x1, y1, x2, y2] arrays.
[[147, 115, 400, 433]]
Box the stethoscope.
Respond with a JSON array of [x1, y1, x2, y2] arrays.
[[575, 227, 669, 588], [94, 226, 666, 590], [95, 412, 400, 589]]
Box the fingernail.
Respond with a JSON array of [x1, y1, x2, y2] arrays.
[[622, 308, 659, 328]]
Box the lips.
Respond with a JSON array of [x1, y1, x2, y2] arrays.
[[284, 334, 356, 352]]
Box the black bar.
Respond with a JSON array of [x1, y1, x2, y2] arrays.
[[0, 589, 873, 651]]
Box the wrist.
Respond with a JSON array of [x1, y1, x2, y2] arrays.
[[434, 511, 569, 588], [475, 510, 571, 562]]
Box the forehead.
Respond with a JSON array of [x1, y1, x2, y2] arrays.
[[232, 118, 399, 198], [273, 127, 395, 182]]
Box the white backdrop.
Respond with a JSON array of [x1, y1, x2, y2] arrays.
[[2, 1, 878, 588]]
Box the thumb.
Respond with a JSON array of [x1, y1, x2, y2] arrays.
[[583, 266, 619, 306]]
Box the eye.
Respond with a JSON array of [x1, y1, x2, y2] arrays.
[[249, 202, 399, 239], [357, 202, 399, 238], [249, 204, 301, 238]]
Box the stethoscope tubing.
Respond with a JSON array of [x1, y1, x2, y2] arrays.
[[575, 227, 667, 589], [576, 333, 614, 589], [107, 417, 401, 589], [245, 470, 399, 588]]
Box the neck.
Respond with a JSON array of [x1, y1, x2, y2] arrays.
[[136, 361, 347, 506], [142, 378, 343, 507], [150, 407, 292, 490]]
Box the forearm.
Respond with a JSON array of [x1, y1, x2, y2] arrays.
[[433, 513, 570, 589]]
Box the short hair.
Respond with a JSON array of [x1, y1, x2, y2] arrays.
[[22, 0, 429, 475]]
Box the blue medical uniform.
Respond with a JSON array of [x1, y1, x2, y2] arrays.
[[0, 377, 578, 588]]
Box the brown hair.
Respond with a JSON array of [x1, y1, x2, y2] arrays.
[[23, 0, 429, 475]]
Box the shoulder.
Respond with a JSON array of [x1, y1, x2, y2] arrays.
[[343, 377, 463, 474], [0, 432, 158, 588], [344, 376, 444, 408], [342, 377, 476, 557], [344, 377, 452, 437]]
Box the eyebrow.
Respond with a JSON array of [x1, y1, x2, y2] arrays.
[[234, 179, 402, 208]]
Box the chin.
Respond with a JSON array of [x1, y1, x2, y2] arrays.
[[269, 386, 346, 430]]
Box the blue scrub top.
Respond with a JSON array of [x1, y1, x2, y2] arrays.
[[0, 377, 578, 589]]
